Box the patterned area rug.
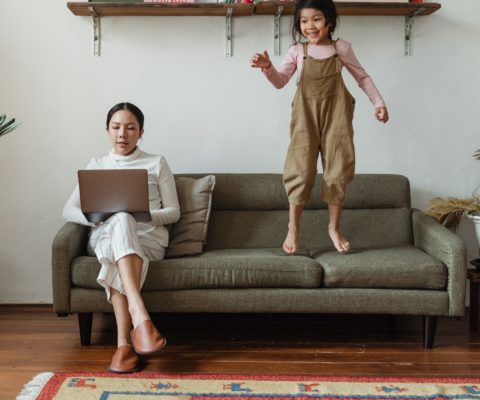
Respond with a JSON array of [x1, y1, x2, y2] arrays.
[[17, 372, 480, 400]]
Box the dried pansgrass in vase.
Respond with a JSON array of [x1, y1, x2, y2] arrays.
[[425, 196, 480, 230], [474, 148, 480, 160]]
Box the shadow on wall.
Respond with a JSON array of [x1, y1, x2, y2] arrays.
[[433, 7, 480, 37]]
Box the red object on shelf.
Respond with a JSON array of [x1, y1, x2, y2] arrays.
[[410, 0, 424, 3]]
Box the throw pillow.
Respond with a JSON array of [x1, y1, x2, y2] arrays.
[[165, 175, 216, 258]]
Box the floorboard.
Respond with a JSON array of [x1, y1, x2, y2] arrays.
[[1, 305, 479, 398]]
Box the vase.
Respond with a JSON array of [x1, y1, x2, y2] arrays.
[[467, 214, 480, 256]]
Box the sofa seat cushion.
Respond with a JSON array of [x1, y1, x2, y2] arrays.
[[312, 246, 447, 289], [71, 249, 322, 291]]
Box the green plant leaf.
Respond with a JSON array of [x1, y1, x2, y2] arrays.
[[0, 117, 21, 138], [0, 122, 21, 137], [0, 118, 15, 134]]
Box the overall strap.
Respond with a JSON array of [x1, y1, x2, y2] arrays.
[[297, 42, 308, 87], [331, 39, 338, 54], [331, 38, 341, 71]]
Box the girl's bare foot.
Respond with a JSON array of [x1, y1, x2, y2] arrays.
[[328, 226, 350, 253], [283, 224, 299, 254]]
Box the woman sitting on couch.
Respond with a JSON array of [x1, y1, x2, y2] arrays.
[[63, 102, 180, 373]]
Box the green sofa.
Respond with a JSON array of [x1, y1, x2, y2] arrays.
[[52, 174, 466, 348]]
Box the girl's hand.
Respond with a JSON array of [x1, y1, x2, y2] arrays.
[[251, 50, 272, 69], [375, 107, 389, 123]]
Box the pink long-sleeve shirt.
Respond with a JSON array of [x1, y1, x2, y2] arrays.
[[262, 38, 386, 108]]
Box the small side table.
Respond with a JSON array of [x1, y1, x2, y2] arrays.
[[468, 267, 480, 332]]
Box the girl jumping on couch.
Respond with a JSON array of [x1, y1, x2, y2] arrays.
[[63, 102, 180, 373], [251, 0, 389, 254]]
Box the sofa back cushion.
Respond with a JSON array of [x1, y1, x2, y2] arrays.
[[176, 174, 412, 251], [166, 175, 216, 258]]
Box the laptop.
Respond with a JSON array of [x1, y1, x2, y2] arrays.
[[78, 169, 152, 223]]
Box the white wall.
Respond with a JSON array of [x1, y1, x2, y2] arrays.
[[0, 0, 479, 303]]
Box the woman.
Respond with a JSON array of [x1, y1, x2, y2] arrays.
[[63, 102, 180, 373]]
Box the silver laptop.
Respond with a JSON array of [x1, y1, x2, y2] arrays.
[[78, 169, 152, 223]]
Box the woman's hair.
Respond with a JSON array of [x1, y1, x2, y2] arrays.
[[291, 0, 338, 43], [106, 102, 145, 130]]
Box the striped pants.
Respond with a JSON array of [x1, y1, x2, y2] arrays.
[[87, 212, 165, 302]]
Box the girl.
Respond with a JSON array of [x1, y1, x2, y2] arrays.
[[251, 0, 388, 254], [63, 102, 180, 373]]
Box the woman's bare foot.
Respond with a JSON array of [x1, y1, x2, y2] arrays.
[[328, 226, 350, 253], [283, 224, 299, 254]]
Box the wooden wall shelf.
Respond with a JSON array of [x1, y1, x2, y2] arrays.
[[67, 2, 254, 17], [255, 1, 440, 16], [67, 1, 441, 57], [68, 2, 440, 17]]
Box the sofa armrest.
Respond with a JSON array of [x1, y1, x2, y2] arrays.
[[51, 222, 89, 314], [412, 209, 467, 317]]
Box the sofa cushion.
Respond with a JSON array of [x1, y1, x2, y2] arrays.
[[312, 246, 447, 289], [71, 249, 322, 291], [166, 175, 216, 258], [206, 209, 412, 251], [175, 173, 410, 210]]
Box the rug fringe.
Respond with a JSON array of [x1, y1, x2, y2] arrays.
[[16, 372, 54, 400]]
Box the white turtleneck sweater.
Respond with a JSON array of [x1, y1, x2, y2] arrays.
[[63, 147, 180, 246]]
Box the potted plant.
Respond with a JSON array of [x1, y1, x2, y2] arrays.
[[0, 114, 20, 139], [425, 148, 480, 261]]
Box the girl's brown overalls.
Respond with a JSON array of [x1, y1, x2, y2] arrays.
[[283, 40, 356, 205]]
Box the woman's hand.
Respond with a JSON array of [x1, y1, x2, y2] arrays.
[[375, 107, 389, 123], [251, 50, 272, 69]]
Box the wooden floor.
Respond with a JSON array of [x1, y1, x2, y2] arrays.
[[2, 305, 480, 398]]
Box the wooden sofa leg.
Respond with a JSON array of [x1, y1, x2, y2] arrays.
[[78, 313, 93, 346], [422, 316, 438, 349]]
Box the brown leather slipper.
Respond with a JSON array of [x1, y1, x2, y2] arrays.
[[107, 344, 140, 374], [130, 320, 167, 356]]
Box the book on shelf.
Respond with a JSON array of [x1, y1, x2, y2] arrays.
[[88, 0, 145, 3], [217, 0, 253, 3], [143, 0, 195, 3]]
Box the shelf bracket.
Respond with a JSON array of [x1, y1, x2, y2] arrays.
[[404, 7, 425, 56], [273, 6, 283, 56], [225, 7, 233, 58], [89, 6, 101, 57]]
